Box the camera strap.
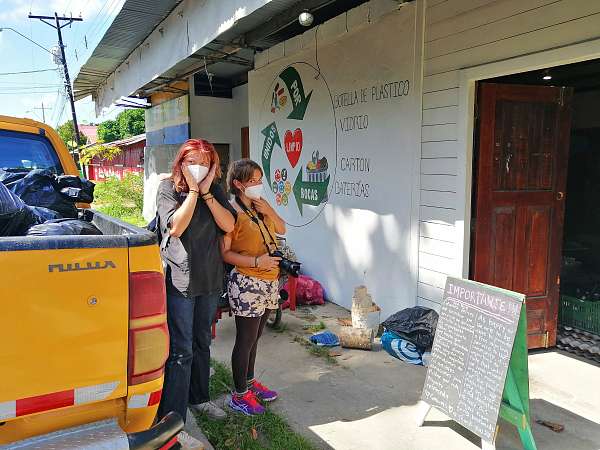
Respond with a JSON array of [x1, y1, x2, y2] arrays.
[[235, 196, 278, 254]]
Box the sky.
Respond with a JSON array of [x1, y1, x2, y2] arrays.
[[0, 0, 125, 127]]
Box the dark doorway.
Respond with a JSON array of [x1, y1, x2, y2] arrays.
[[214, 143, 230, 192], [471, 58, 600, 350]]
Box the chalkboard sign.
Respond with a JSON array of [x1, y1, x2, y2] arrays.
[[421, 277, 525, 443]]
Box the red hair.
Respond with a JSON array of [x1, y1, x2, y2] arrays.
[[171, 139, 221, 193]]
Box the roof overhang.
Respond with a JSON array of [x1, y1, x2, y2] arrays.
[[74, 0, 371, 113], [73, 0, 183, 101]]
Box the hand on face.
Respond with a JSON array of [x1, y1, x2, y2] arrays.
[[181, 150, 214, 193], [198, 163, 217, 195], [182, 164, 199, 191], [252, 197, 273, 216]]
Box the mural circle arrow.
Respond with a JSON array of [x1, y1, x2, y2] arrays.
[[258, 62, 337, 227]]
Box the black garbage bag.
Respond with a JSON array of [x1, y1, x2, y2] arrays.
[[11, 169, 78, 218], [27, 206, 63, 222], [59, 186, 94, 203], [382, 306, 439, 352], [26, 218, 103, 237], [0, 182, 37, 236], [56, 175, 95, 203]]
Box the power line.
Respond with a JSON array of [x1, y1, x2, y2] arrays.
[[0, 91, 62, 94], [70, 0, 110, 46], [89, 0, 122, 37], [69, 0, 122, 63], [0, 86, 63, 90], [68, 0, 116, 60], [0, 27, 53, 55], [55, 100, 68, 127], [83, 0, 121, 41], [63, 0, 75, 15], [51, 92, 67, 125], [0, 68, 58, 75], [0, 81, 62, 85]]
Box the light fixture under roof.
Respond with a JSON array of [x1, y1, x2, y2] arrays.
[[299, 11, 314, 27], [542, 70, 552, 80]]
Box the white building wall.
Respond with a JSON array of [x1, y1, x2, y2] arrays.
[[417, 0, 600, 311], [188, 83, 249, 161], [189, 95, 233, 144], [248, 0, 423, 318]]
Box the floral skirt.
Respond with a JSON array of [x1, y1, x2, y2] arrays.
[[227, 268, 279, 317]]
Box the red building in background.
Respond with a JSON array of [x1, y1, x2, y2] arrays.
[[78, 125, 99, 145], [86, 134, 145, 181]]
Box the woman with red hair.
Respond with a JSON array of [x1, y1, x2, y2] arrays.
[[155, 139, 235, 424]]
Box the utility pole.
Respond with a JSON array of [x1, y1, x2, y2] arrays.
[[29, 13, 82, 146], [34, 102, 47, 123]]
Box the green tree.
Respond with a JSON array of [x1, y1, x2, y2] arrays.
[[116, 109, 145, 138], [96, 109, 145, 143], [97, 119, 120, 143], [57, 120, 77, 150]]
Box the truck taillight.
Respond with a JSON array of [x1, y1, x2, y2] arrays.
[[128, 271, 169, 386]]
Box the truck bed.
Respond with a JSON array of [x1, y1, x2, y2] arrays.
[[0, 211, 159, 438]]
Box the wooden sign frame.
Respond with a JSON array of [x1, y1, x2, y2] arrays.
[[417, 298, 537, 450]]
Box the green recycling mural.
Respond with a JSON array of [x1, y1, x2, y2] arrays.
[[259, 63, 337, 227]]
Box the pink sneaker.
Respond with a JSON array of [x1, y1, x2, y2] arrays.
[[249, 379, 278, 402], [229, 390, 265, 415]]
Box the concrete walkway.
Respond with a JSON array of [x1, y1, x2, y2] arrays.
[[210, 302, 600, 450]]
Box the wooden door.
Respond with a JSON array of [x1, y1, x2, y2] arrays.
[[241, 127, 250, 159], [214, 143, 230, 191], [473, 83, 573, 349]]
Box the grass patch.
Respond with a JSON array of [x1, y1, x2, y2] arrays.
[[292, 336, 338, 365], [92, 173, 146, 227], [196, 361, 316, 450], [302, 321, 326, 334], [298, 312, 318, 323], [208, 360, 235, 400], [272, 323, 288, 334]]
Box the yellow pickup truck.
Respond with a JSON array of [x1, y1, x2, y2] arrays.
[[0, 116, 182, 448]]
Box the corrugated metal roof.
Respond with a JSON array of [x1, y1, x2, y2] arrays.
[[79, 133, 145, 150], [73, 0, 183, 100], [73, 0, 307, 101], [74, 0, 368, 103], [110, 133, 146, 147]]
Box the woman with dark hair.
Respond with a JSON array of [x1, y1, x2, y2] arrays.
[[156, 139, 235, 424], [221, 158, 286, 415]]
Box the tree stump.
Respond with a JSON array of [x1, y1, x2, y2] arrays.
[[339, 326, 373, 350]]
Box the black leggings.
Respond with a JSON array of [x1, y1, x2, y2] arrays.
[[231, 312, 270, 393]]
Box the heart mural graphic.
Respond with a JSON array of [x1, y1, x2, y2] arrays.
[[284, 128, 303, 168]]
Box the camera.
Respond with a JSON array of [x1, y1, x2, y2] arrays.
[[271, 250, 301, 278]]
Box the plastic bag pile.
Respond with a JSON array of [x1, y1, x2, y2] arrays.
[[0, 169, 100, 237], [381, 306, 439, 366]]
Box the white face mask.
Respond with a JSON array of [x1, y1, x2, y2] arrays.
[[187, 164, 209, 183], [244, 184, 263, 200]]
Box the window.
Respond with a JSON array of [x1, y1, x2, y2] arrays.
[[0, 130, 63, 174]]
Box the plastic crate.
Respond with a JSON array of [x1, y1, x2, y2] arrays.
[[559, 295, 600, 335]]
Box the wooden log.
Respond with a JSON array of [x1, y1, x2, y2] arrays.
[[339, 326, 373, 350]]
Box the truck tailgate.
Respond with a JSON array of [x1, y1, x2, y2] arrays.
[[0, 235, 130, 419]]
